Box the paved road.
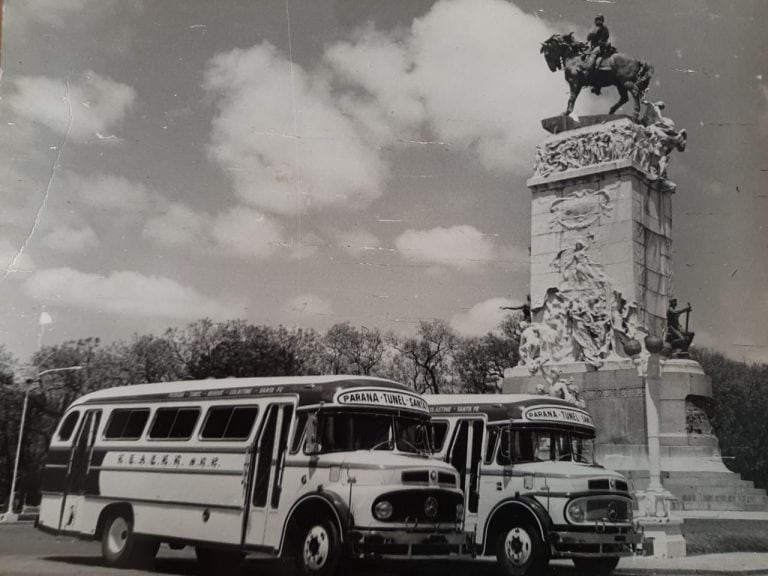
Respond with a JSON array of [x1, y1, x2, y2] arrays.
[[0, 524, 516, 576]]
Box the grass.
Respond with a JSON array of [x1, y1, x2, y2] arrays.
[[683, 519, 768, 555]]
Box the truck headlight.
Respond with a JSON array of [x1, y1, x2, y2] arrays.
[[455, 502, 464, 521], [374, 500, 393, 520], [567, 501, 586, 523]]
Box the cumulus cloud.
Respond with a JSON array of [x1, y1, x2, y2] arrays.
[[67, 173, 151, 210], [395, 225, 497, 269], [25, 267, 233, 320], [211, 206, 285, 258], [325, 0, 581, 173], [204, 43, 386, 215], [6, 71, 136, 140], [40, 226, 99, 252], [451, 297, 514, 336], [143, 203, 208, 246], [286, 293, 334, 317]]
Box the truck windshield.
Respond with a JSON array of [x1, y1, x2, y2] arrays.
[[317, 411, 430, 454], [499, 427, 596, 465]]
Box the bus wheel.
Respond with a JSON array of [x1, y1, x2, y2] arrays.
[[495, 522, 547, 576], [296, 519, 341, 576], [572, 556, 620, 575], [195, 547, 244, 574], [101, 512, 158, 568]]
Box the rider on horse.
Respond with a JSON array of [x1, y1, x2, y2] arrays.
[[586, 14, 611, 95]]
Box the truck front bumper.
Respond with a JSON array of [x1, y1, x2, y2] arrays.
[[348, 527, 473, 559], [550, 528, 643, 558]]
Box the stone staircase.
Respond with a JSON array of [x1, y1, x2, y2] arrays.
[[623, 470, 768, 512]]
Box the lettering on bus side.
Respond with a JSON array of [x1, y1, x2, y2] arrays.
[[335, 388, 428, 412], [115, 452, 220, 469], [523, 405, 594, 426]]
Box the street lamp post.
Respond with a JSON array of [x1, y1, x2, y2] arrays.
[[0, 366, 83, 523]]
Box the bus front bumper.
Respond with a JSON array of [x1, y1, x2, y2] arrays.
[[550, 528, 644, 558], [348, 527, 472, 559]]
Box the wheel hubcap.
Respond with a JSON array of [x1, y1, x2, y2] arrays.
[[504, 527, 533, 566], [303, 525, 329, 571], [107, 517, 129, 555]]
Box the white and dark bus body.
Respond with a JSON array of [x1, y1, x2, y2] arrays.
[[426, 394, 642, 576], [37, 376, 469, 574]]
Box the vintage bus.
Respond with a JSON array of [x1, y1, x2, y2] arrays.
[[37, 376, 470, 574], [425, 394, 642, 576]]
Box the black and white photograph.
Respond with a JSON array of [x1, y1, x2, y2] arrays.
[[1, 1, 767, 575]]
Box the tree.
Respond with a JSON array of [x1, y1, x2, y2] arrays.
[[393, 320, 458, 394], [691, 348, 768, 489], [454, 332, 518, 394]]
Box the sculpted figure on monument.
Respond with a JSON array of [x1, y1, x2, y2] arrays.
[[641, 100, 687, 178], [585, 14, 611, 95], [517, 321, 562, 372], [540, 17, 653, 117], [666, 298, 695, 355], [568, 294, 611, 368], [500, 294, 531, 322], [552, 241, 606, 290]]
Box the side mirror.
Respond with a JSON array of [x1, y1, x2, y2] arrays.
[[304, 412, 320, 455]]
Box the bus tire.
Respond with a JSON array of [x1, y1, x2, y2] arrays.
[[101, 511, 158, 568], [572, 556, 620, 575], [495, 521, 547, 576], [295, 518, 342, 576], [195, 547, 244, 574]]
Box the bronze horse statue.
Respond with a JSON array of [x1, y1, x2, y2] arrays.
[[541, 33, 653, 118]]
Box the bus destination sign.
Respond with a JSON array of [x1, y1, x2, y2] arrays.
[[335, 388, 428, 413], [523, 405, 594, 427]]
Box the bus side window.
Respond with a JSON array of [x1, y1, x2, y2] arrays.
[[497, 427, 511, 465], [484, 426, 499, 464], [290, 412, 308, 454], [104, 409, 150, 440], [430, 421, 449, 453], [57, 411, 81, 442]]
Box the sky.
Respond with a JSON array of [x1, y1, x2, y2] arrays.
[[0, 0, 767, 364]]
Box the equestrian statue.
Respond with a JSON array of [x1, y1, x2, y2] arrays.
[[541, 15, 654, 118]]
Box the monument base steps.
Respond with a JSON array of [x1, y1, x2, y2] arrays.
[[624, 471, 768, 512]]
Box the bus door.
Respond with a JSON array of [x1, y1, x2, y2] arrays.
[[243, 402, 295, 549], [448, 418, 484, 533], [59, 409, 101, 532]]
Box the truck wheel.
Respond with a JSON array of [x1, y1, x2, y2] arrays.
[[295, 519, 341, 576], [101, 511, 158, 568], [195, 547, 244, 574], [495, 522, 547, 576], [572, 557, 620, 575]]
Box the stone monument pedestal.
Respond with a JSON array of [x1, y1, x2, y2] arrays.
[[503, 359, 728, 477]]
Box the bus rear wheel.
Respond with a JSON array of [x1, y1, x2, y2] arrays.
[[495, 522, 548, 576], [295, 519, 341, 576], [572, 556, 620, 575], [101, 511, 158, 568]]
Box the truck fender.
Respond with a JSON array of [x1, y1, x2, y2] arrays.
[[481, 496, 551, 556], [278, 490, 351, 557]]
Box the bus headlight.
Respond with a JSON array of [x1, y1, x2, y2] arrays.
[[567, 501, 586, 523], [374, 500, 393, 520], [456, 502, 464, 521]]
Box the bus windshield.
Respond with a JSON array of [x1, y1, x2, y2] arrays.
[[499, 427, 596, 465], [317, 411, 431, 455]]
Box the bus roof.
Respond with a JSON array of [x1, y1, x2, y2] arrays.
[[425, 394, 594, 429], [73, 375, 426, 412]]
